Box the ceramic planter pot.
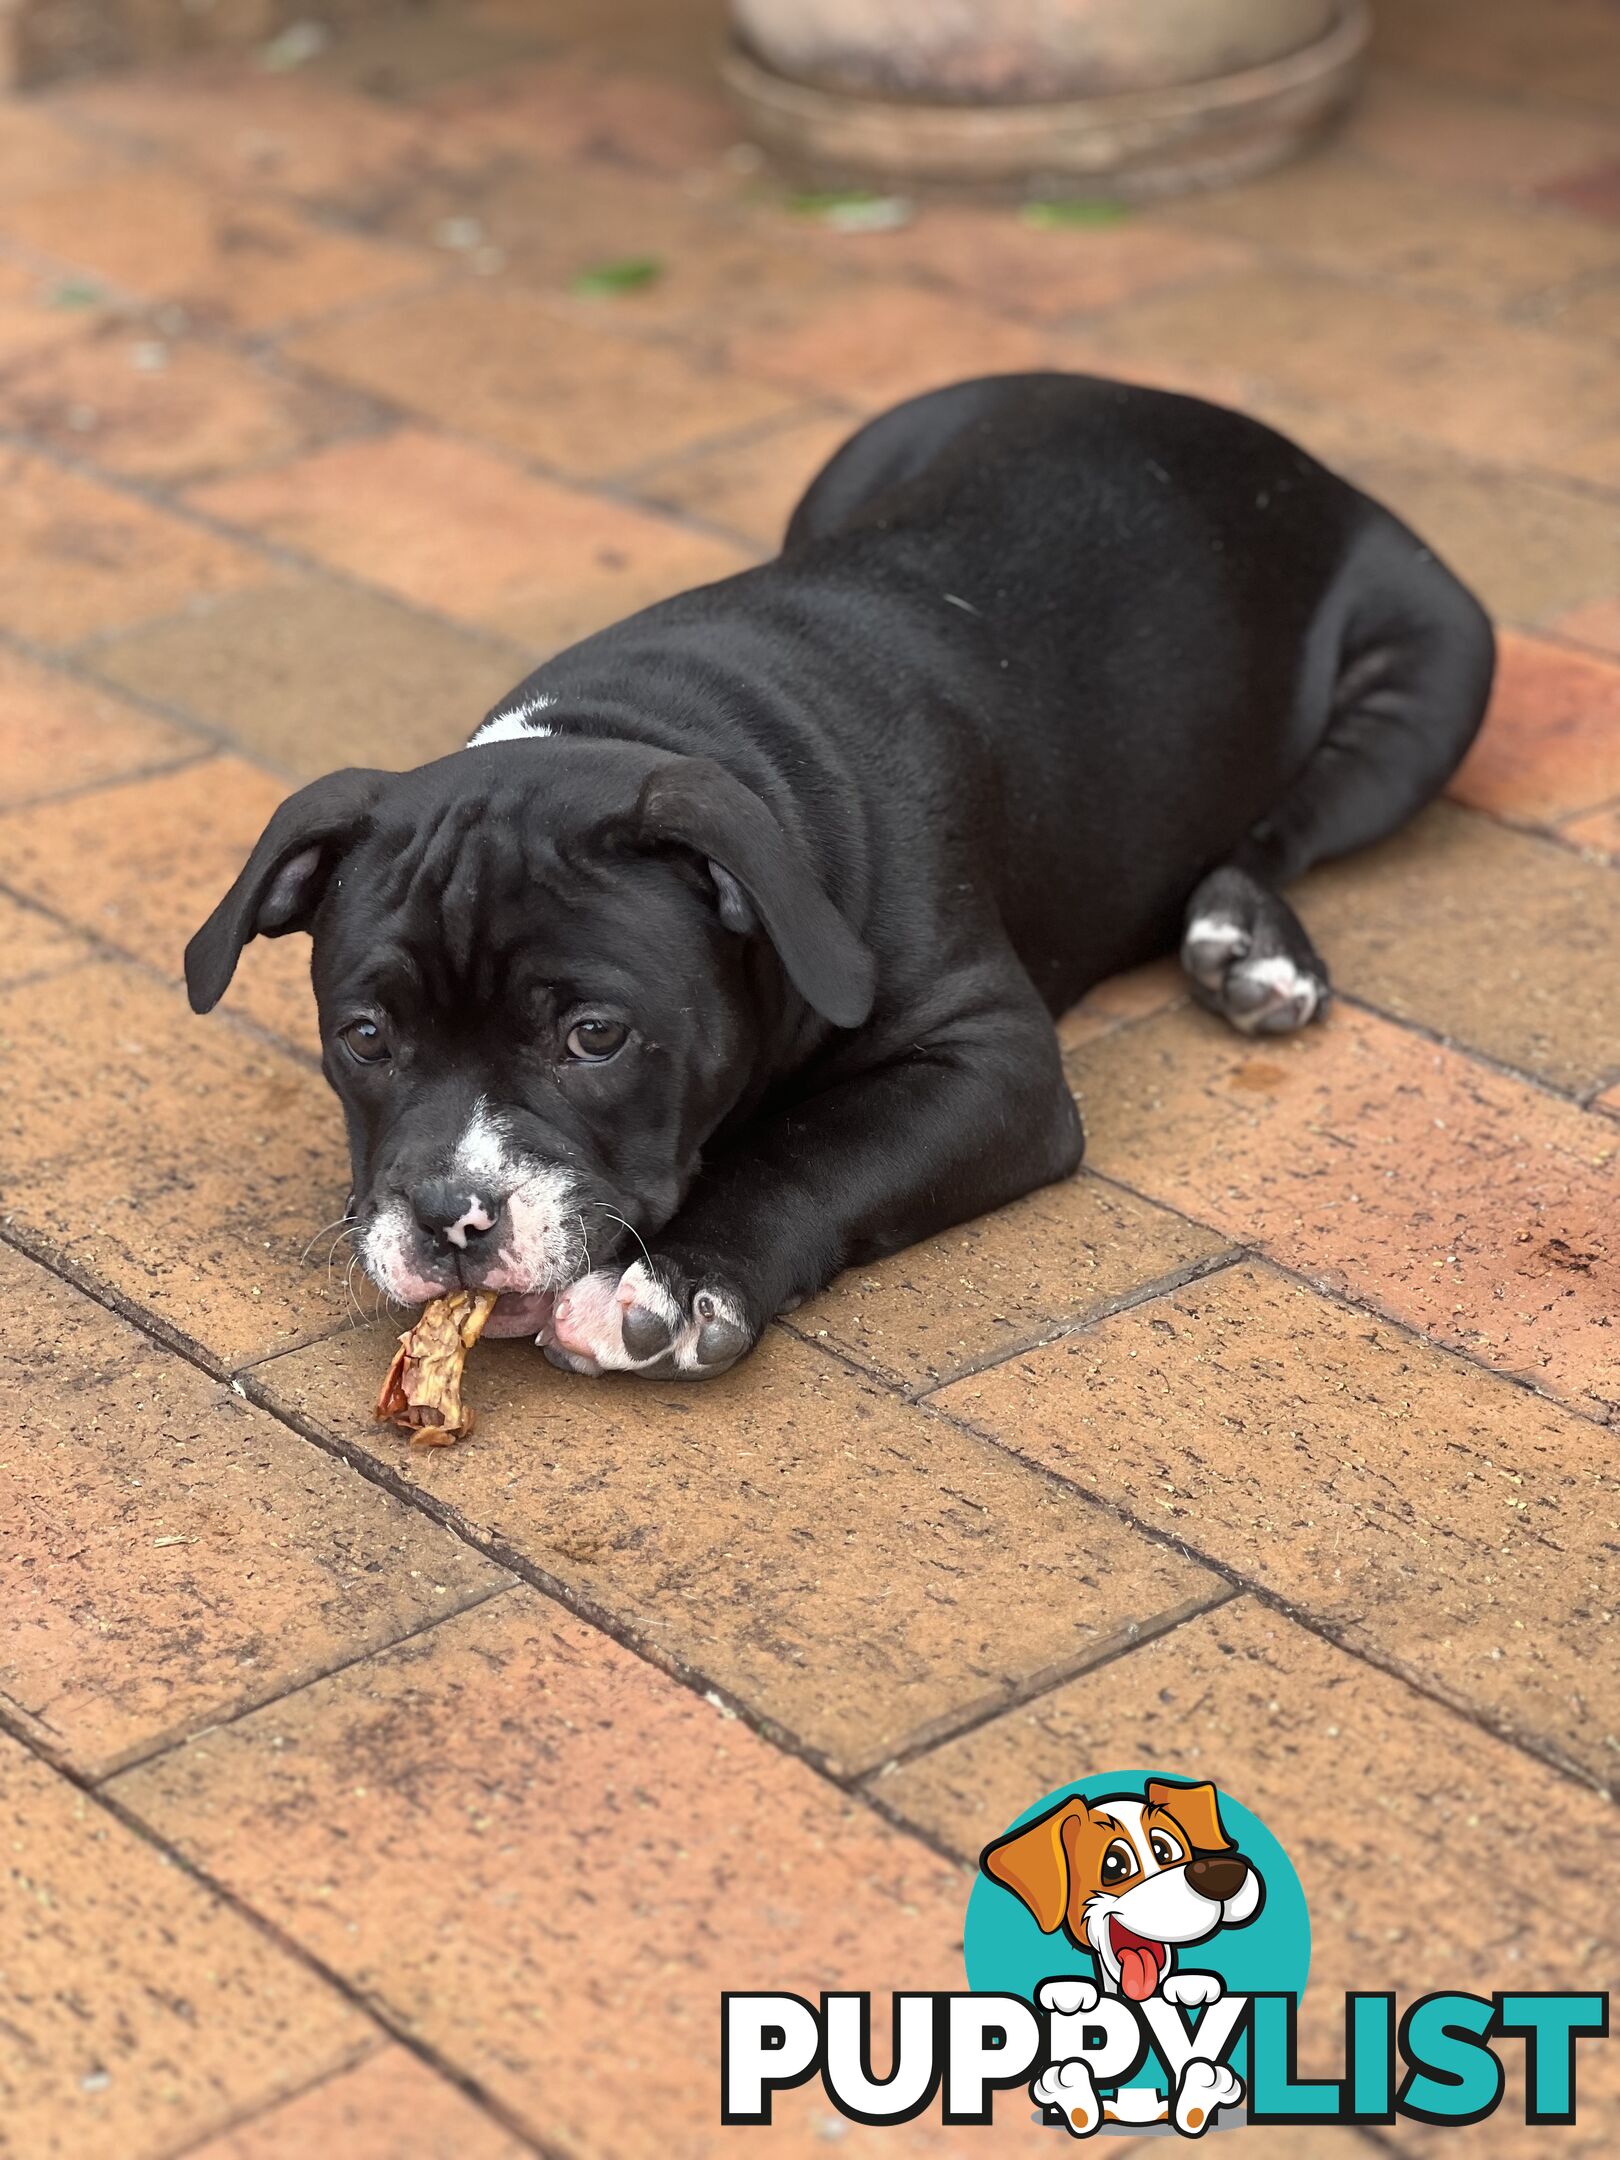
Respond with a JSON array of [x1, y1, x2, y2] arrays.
[[724, 0, 1369, 196]]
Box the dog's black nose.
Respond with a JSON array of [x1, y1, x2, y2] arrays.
[[1186, 1853, 1249, 1903], [410, 1178, 497, 1249]]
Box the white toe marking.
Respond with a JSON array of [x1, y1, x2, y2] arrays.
[[1182, 913, 1250, 988], [548, 1263, 746, 1375], [1228, 953, 1323, 1033], [1185, 914, 1247, 955]]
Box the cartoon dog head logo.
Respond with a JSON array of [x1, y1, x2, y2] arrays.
[[980, 1778, 1264, 2002]]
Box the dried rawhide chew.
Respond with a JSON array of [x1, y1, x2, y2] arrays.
[[374, 1288, 498, 1447]]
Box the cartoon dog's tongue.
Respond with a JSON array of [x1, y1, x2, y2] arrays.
[[1110, 1919, 1166, 2002]]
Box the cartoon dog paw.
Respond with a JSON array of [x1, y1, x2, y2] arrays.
[[1173, 2058, 1243, 2137], [1032, 2056, 1103, 2138], [1036, 1978, 1100, 2017], [1161, 1971, 1224, 2010], [542, 1260, 754, 1378]]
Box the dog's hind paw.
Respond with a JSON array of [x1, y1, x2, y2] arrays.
[[1181, 865, 1329, 1037], [1173, 2059, 1242, 2137], [542, 1260, 755, 1379]]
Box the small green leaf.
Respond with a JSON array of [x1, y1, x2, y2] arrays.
[[568, 256, 664, 297], [786, 189, 912, 232], [49, 279, 103, 310], [1020, 198, 1130, 230]]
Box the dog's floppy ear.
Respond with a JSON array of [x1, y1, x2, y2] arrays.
[[634, 756, 875, 1029], [184, 767, 386, 1014], [1146, 1779, 1233, 1855], [979, 1797, 1090, 1934]]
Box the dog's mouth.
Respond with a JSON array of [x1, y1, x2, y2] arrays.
[[480, 1289, 558, 1338], [1109, 1918, 1168, 2002]]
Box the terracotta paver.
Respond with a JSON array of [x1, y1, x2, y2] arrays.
[[0, 961, 350, 1368], [190, 430, 755, 652], [1071, 267, 1620, 487], [285, 286, 801, 478], [0, 257, 118, 369], [0, 1733, 376, 2160], [0, 892, 89, 988], [2, 1240, 509, 1779], [185, 2047, 531, 2160], [727, 282, 1055, 411], [1299, 800, 1620, 1093], [1054, 956, 1188, 1055], [424, 50, 740, 173], [0, 327, 373, 486], [0, 450, 264, 649], [1336, 449, 1620, 631], [935, 1260, 1620, 1787], [1562, 800, 1620, 864], [1542, 270, 1620, 348], [790, 207, 1251, 325], [0, 170, 437, 336], [1453, 633, 1620, 822], [1544, 157, 1620, 225], [882, 1600, 1620, 2138], [0, 647, 200, 808], [0, 757, 323, 1054], [1554, 592, 1620, 659], [0, 102, 130, 201], [1069, 1001, 1620, 1422], [1345, 67, 1620, 195], [249, 1322, 1225, 1774], [110, 1591, 985, 2160], [792, 1171, 1228, 1391], [1163, 156, 1620, 308], [629, 407, 857, 547], [371, 157, 815, 343], [53, 63, 482, 212], [86, 579, 527, 779], [1378, 0, 1620, 113], [305, 10, 551, 103]]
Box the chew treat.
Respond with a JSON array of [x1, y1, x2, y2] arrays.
[[375, 1288, 498, 1446]]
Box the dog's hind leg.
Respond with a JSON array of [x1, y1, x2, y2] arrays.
[[1183, 521, 1495, 1036]]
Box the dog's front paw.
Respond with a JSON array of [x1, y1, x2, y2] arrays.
[[543, 1259, 755, 1379], [1031, 2057, 1103, 2138], [1173, 2059, 1242, 2137], [1160, 1971, 1223, 2009], [1037, 1977, 1100, 2017]]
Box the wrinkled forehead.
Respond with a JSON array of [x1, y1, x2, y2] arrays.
[[314, 801, 708, 1018]]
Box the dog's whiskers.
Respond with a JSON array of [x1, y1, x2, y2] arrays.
[[302, 1216, 357, 1266], [586, 1203, 653, 1274]]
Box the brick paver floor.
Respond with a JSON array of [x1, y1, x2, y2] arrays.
[[2, 1, 1619, 2153]]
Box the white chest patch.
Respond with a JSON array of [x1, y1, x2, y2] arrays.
[[468, 693, 555, 748]]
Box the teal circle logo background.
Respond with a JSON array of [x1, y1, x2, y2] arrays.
[[964, 1771, 1310, 2079]]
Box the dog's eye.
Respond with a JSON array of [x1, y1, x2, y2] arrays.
[[1100, 1841, 1136, 1886], [1149, 1831, 1183, 1867], [565, 1019, 628, 1063], [339, 1018, 391, 1066]]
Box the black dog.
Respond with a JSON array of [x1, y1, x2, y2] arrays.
[[187, 373, 1493, 1379]]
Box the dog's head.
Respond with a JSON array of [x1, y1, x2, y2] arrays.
[[185, 737, 874, 1332], [981, 1780, 1263, 2001]]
